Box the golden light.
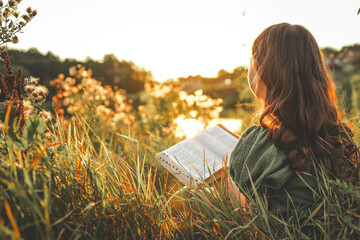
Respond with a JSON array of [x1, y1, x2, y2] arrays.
[[175, 117, 242, 139]]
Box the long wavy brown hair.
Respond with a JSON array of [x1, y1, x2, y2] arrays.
[[252, 23, 359, 183]]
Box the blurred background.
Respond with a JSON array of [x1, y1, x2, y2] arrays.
[[3, 0, 360, 138]]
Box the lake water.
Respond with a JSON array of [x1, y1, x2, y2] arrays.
[[174, 118, 242, 138]]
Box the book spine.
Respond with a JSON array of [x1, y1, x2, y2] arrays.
[[157, 153, 192, 185]]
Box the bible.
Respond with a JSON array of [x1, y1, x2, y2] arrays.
[[155, 124, 239, 185]]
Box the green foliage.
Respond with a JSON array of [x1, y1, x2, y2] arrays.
[[0, 116, 176, 239], [322, 45, 360, 115], [3, 49, 153, 100], [0, 94, 359, 239], [5, 114, 45, 150]]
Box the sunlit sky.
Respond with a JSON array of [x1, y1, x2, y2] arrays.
[[11, 0, 360, 82]]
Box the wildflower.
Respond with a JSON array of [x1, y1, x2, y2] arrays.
[[31, 91, 38, 99], [185, 95, 195, 106], [64, 77, 76, 86], [189, 110, 198, 118], [69, 66, 76, 76], [24, 84, 35, 93], [95, 105, 112, 117], [39, 110, 52, 122], [179, 91, 187, 101], [33, 86, 49, 99], [23, 99, 33, 112], [26, 76, 39, 85], [194, 89, 203, 96], [63, 98, 70, 106]]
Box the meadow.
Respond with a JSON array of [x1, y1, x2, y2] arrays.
[[0, 1, 359, 238], [0, 57, 359, 240]]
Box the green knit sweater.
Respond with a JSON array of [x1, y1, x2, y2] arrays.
[[229, 125, 317, 216]]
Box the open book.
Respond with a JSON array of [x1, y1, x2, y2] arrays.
[[155, 124, 239, 185]]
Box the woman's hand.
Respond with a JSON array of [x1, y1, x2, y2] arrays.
[[211, 170, 246, 206], [225, 171, 247, 206]]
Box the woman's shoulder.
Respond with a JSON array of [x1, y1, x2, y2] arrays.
[[230, 124, 293, 191], [230, 124, 287, 168], [237, 124, 270, 146]]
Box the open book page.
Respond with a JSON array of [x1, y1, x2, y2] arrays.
[[163, 139, 221, 183], [193, 125, 238, 160], [157, 124, 239, 185]]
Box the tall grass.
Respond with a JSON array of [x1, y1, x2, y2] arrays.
[[1, 112, 359, 239], [0, 60, 359, 238], [0, 115, 178, 239]]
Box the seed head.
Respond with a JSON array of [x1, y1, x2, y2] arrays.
[[28, 76, 39, 85], [3, 9, 10, 18], [39, 110, 52, 122], [22, 14, 30, 22], [13, 12, 19, 18], [33, 86, 49, 99], [31, 92, 38, 99], [23, 99, 33, 111], [30, 9, 37, 17], [9, 0, 15, 7], [12, 35, 19, 44], [26, 7, 32, 13], [0, 1, 3, 7], [24, 84, 35, 93]]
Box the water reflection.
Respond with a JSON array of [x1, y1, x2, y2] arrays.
[[175, 118, 242, 139]]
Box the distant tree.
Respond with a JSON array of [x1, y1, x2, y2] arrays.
[[217, 69, 230, 81], [101, 54, 151, 93]]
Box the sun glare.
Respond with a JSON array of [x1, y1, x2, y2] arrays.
[[174, 118, 204, 139], [175, 118, 243, 139]]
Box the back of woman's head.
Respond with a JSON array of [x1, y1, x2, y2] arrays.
[[252, 23, 359, 183]]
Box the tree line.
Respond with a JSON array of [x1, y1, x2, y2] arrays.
[[1, 45, 360, 115]]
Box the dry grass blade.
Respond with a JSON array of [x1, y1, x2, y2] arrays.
[[302, 201, 324, 226], [4, 199, 20, 238], [4, 101, 12, 134]]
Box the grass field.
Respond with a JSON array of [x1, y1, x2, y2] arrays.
[[0, 64, 359, 239]]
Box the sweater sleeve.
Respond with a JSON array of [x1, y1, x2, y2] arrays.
[[229, 125, 294, 195]]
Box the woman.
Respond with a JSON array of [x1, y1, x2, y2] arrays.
[[227, 23, 359, 216]]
